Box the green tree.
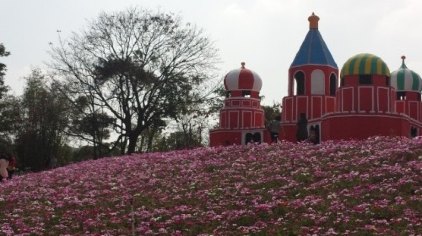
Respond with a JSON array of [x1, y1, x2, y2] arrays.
[[0, 43, 10, 99], [262, 103, 281, 126], [50, 8, 219, 154], [150, 82, 224, 152], [71, 111, 115, 159], [16, 69, 69, 171], [0, 95, 22, 136]]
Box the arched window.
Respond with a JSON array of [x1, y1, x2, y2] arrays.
[[253, 132, 262, 144], [311, 69, 325, 95], [245, 133, 253, 144], [410, 127, 417, 138], [294, 71, 305, 95], [330, 74, 337, 96]]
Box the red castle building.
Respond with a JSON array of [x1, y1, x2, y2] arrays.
[[210, 13, 422, 146], [209, 62, 271, 146]]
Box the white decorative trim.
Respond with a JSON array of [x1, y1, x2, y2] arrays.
[[311, 69, 325, 95], [290, 64, 338, 70], [307, 122, 322, 141], [242, 110, 253, 129], [341, 87, 354, 112], [311, 96, 323, 119], [377, 87, 389, 112], [358, 86, 374, 112], [254, 112, 262, 127], [408, 101, 420, 121], [283, 97, 294, 122], [221, 111, 227, 128], [222, 107, 265, 112], [325, 96, 334, 114], [295, 96, 309, 121], [229, 111, 239, 129]]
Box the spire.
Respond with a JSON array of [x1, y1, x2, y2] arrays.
[[241, 62, 246, 69], [308, 12, 319, 29], [290, 13, 337, 68], [401, 55, 407, 69]]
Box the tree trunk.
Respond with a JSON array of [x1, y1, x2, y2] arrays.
[[127, 133, 139, 154]]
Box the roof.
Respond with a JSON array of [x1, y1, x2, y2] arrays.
[[390, 56, 422, 92], [340, 53, 390, 78], [224, 62, 262, 92], [290, 29, 338, 68]]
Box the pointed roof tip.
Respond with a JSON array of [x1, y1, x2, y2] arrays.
[[241, 62, 246, 69], [308, 12, 319, 29], [401, 55, 407, 69], [291, 13, 337, 68], [290, 27, 337, 68]]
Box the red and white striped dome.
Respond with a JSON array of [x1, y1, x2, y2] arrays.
[[224, 62, 262, 92]]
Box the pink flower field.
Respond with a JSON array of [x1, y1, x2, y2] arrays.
[[1, 136, 421, 235]]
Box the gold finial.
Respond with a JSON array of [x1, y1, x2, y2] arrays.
[[308, 12, 320, 29], [241, 62, 246, 69]]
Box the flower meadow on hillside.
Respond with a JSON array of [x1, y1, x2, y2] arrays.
[[1, 137, 421, 235]]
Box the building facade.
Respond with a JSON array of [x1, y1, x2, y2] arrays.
[[280, 13, 422, 143], [209, 63, 271, 146], [210, 13, 422, 146]]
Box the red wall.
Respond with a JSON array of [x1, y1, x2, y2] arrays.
[[209, 131, 242, 146], [321, 114, 410, 140]]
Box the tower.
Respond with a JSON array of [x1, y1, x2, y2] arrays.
[[391, 56, 422, 137], [209, 63, 270, 146], [280, 13, 339, 142], [338, 53, 393, 114]]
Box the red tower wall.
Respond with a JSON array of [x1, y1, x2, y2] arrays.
[[280, 65, 338, 142], [336, 75, 395, 114], [394, 91, 422, 122], [210, 94, 270, 146], [321, 114, 410, 140]]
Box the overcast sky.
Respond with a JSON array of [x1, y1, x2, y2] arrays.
[[1, 0, 421, 105]]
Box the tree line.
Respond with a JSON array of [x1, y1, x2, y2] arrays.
[[0, 8, 280, 172], [0, 8, 223, 172]]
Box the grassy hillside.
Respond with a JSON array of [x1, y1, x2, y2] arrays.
[[0, 136, 421, 235]]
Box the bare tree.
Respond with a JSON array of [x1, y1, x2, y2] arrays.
[[49, 8, 219, 154]]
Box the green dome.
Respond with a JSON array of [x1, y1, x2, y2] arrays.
[[390, 56, 422, 92], [341, 53, 390, 78]]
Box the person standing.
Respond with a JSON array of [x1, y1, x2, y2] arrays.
[[0, 154, 11, 182], [7, 156, 16, 179], [268, 115, 281, 143]]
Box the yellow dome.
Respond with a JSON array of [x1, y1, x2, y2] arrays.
[[340, 53, 390, 78]]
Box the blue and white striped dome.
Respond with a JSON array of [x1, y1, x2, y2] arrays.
[[390, 56, 422, 92]]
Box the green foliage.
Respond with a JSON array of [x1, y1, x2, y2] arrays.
[[15, 69, 70, 171], [0, 43, 10, 99], [0, 95, 22, 136], [0, 137, 14, 158], [153, 130, 203, 151], [262, 103, 281, 126]]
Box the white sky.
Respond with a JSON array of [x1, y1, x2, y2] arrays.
[[1, 0, 422, 105]]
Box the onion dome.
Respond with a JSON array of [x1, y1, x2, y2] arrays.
[[224, 62, 262, 92], [341, 53, 390, 78], [291, 12, 338, 69], [390, 56, 422, 92]]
